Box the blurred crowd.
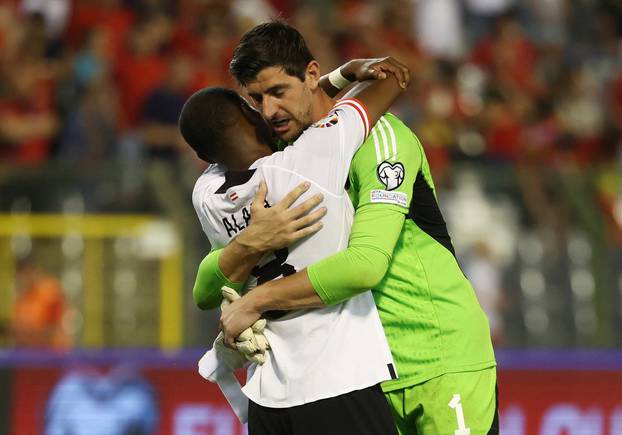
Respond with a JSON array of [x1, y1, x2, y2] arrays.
[[0, 0, 620, 165], [1, 0, 622, 347], [0, 0, 620, 216]]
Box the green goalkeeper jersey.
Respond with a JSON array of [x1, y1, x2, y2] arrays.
[[315, 113, 496, 391]]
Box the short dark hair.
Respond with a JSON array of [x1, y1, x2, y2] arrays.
[[178, 87, 244, 162], [229, 20, 314, 86]]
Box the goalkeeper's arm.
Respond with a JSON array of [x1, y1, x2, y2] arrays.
[[238, 206, 404, 314], [193, 245, 259, 310], [193, 181, 325, 310], [320, 57, 411, 97]]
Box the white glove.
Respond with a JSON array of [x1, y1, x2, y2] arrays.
[[221, 286, 270, 365]]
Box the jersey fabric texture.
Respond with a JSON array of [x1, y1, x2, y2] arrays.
[[192, 99, 395, 408], [385, 367, 498, 435], [308, 113, 496, 391]]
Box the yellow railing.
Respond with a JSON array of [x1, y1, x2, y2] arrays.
[[0, 214, 183, 350]]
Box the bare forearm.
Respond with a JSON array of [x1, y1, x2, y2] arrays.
[[320, 57, 410, 100], [219, 269, 323, 344], [240, 208, 404, 312], [320, 63, 352, 98], [193, 181, 324, 310], [246, 269, 325, 313], [319, 74, 342, 98], [219, 236, 263, 282]]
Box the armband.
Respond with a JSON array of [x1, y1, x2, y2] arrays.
[[328, 68, 353, 90]]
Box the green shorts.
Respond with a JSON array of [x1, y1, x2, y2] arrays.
[[384, 367, 498, 435]]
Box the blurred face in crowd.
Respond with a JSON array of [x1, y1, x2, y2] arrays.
[[168, 56, 193, 90], [8, 62, 40, 100], [244, 62, 321, 142]]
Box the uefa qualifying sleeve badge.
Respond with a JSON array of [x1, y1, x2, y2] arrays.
[[377, 161, 405, 191]]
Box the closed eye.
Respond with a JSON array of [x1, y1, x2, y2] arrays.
[[267, 85, 288, 98]]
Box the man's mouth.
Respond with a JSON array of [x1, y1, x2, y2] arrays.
[[271, 118, 291, 134]]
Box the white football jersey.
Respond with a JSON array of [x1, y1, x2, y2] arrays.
[[193, 99, 396, 408]]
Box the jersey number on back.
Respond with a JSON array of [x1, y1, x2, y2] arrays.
[[251, 248, 296, 320], [251, 248, 296, 284]]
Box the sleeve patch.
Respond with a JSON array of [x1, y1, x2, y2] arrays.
[[312, 113, 339, 129], [370, 190, 409, 208], [376, 161, 405, 190]]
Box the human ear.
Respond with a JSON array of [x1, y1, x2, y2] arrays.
[[305, 60, 321, 90]]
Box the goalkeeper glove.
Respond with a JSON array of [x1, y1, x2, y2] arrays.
[[221, 286, 270, 364]]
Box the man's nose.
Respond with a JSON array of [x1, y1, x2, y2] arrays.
[[262, 96, 278, 119]]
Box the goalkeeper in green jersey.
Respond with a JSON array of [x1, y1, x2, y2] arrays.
[[194, 22, 498, 435]]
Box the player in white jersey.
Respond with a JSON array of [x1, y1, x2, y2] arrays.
[[180, 66, 408, 435]]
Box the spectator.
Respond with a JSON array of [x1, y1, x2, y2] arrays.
[[414, 0, 464, 59], [526, 0, 566, 46], [0, 4, 18, 63], [57, 28, 120, 162], [481, 91, 524, 162], [65, 0, 134, 67], [116, 13, 171, 129], [11, 256, 71, 349], [464, 0, 517, 43], [22, 0, 70, 58], [139, 55, 203, 309], [0, 59, 58, 164], [471, 11, 538, 95], [140, 55, 192, 162], [187, 21, 237, 90]]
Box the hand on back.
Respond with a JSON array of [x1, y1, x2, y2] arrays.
[[236, 181, 327, 253]]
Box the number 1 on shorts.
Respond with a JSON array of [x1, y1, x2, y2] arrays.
[[448, 394, 470, 435]]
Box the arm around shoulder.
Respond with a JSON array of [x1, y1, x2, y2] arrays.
[[308, 205, 405, 305], [227, 207, 405, 314]]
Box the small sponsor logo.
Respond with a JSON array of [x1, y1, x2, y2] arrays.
[[370, 190, 408, 208], [229, 191, 238, 201]]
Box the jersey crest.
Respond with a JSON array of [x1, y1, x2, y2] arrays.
[[377, 161, 405, 191]]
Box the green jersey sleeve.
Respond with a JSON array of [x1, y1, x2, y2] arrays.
[[348, 113, 422, 214], [193, 248, 245, 310], [307, 114, 421, 305], [307, 202, 405, 305]]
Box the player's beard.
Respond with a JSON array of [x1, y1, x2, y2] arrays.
[[277, 103, 314, 143]]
